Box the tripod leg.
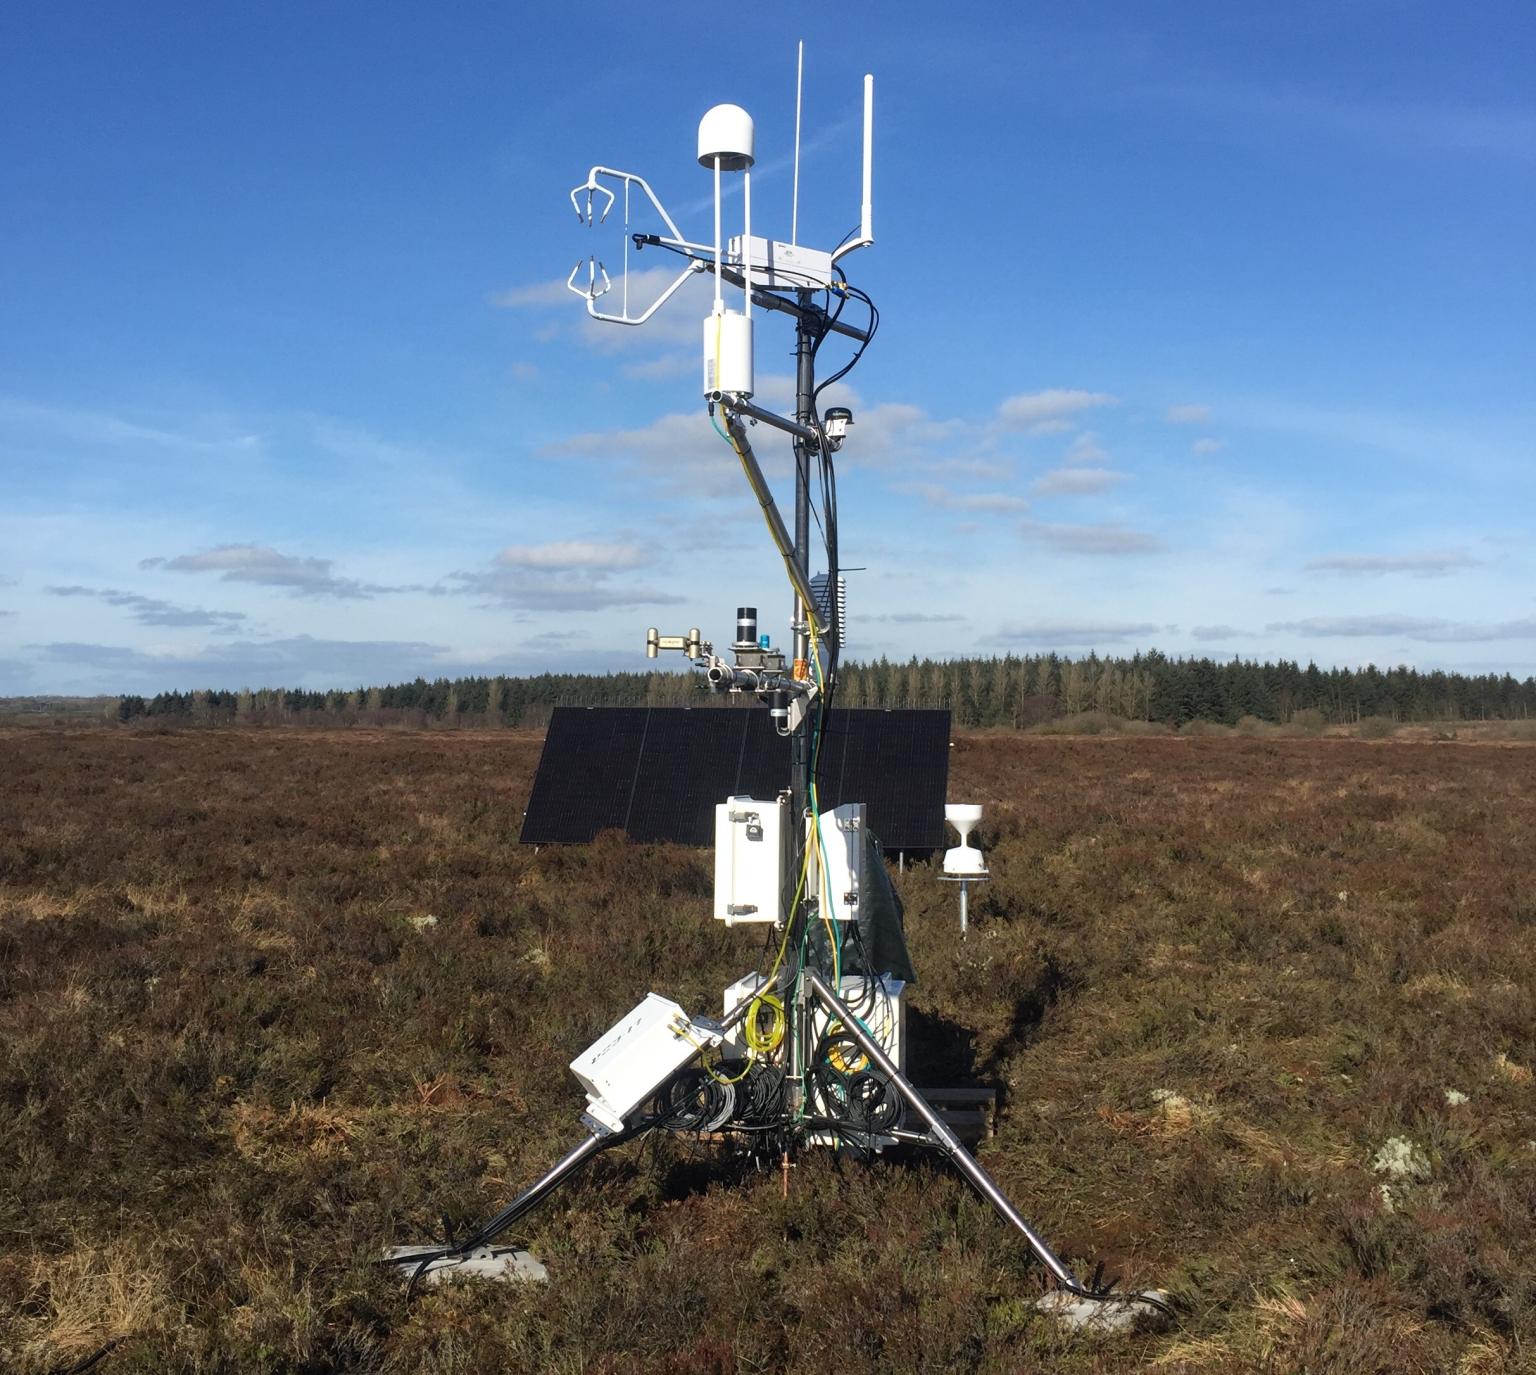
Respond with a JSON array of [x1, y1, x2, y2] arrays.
[[383, 1120, 646, 1285], [802, 971, 1169, 1318]]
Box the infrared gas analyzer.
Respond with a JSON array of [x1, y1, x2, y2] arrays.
[[384, 46, 1170, 1327]]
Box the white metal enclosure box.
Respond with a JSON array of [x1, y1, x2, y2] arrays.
[[570, 992, 721, 1133], [813, 801, 866, 923], [713, 795, 788, 924]]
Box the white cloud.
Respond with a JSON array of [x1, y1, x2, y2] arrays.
[[1065, 432, 1108, 465], [499, 266, 716, 353], [866, 612, 967, 624], [448, 567, 681, 612], [1166, 403, 1212, 425], [0, 396, 261, 456], [491, 279, 575, 309], [986, 620, 1163, 646], [1267, 614, 1536, 642], [35, 635, 451, 691], [46, 585, 246, 629], [997, 389, 1116, 434], [451, 541, 676, 612], [1191, 437, 1226, 456], [1304, 551, 1480, 578], [545, 409, 747, 495], [496, 540, 652, 571], [146, 544, 412, 599], [1031, 466, 1126, 496], [1017, 520, 1164, 555], [546, 390, 945, 497], [900, 483, 1028, 513]]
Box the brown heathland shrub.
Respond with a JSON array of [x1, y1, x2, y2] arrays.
[[2, 727, 1534, 1371]]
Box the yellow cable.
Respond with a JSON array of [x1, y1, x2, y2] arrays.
[[743, 992, 786, 1054], [718, 420, 824, 642], [671, 1017, 755, 1086]]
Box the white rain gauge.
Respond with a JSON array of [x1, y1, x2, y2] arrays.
[[938, 803, 990, 936]]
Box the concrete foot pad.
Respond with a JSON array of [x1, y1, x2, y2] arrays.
[[1035, 1289, 1171, 1334], [384, 1245, 549, 1285]]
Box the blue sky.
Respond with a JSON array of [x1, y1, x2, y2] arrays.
[[2, 2, 1532, 695]]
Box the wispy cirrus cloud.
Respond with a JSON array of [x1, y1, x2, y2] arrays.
[[45, 585, 246, 629], [899, 483, 1028, 513], [0, 396, 261, 455], [997, 389, 1116, 434], [1191, 437, 1225, 456], [1018, 519, 1164, 555], [985, 619, 1163, 646], [866, 612, 967, 624], [1064, 432, 1108, 465], [495, 266, 714, 352], [1166, 403, 1212, 425], [1304, 550, 1481, 578], [1031, 466, 1126, 496], [448, 539, 677, 612], [1268, 614, 1536, 642], [495, 540, 653, 571], [33, 634, 451, 691], [142, 544, 418, 599]]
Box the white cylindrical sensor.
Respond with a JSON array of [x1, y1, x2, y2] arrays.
[[697, 104, 755, 171], [703, 310, 753, 398]]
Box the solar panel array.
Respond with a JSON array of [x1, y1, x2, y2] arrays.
[[520, 706, 950, 850]]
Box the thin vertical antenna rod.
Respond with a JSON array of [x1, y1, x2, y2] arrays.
[[712, 156, 723, 313], [860, 73, 873, 247], [791, 41, 804, 247], [744, 170, 753, 315]]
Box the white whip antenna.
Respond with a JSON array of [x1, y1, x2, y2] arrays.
[[791, 41, 804, 247], [860, 73, 873, 247], [831, 74, 875, 263]]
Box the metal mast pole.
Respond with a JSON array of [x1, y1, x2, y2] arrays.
[[789, 287, 815, 827], [784, 289, 818, 1121]]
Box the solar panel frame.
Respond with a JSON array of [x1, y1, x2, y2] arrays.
[[520, 706, 950, 850]]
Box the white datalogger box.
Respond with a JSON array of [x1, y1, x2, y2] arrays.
[[714, 795, 788, 924], [570, 993, 722, 1134], [726, 234, 836, 290], [812, 802, 866, 923]]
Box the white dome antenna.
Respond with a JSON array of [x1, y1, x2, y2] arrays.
[[697, 104, 755, 170]]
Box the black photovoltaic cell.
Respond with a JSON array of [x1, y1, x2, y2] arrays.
[[520, 706, 950, 850]]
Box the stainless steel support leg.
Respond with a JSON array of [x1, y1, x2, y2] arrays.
[[803, 970, 1168, 1317]]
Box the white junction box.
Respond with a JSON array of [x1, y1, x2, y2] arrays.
[[570, 993, 721, 1133], [714, 795, 787, 924], [702, 308, 754, 398], [720, 971, 769, 1059], [812, 801, 866, 923], [726, 234, 836, 290]]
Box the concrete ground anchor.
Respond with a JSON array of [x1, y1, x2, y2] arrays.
[[383, 1245, 549, 1286], [1035, 1288, 1172, 1334]]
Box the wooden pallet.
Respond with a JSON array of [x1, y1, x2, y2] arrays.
[[917, 1086, 997, 1146]]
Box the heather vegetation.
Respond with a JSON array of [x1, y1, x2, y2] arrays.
[[99, 651, 1536, 730], [3, 728, 1535, 1372]]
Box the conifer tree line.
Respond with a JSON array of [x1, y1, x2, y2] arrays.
[[116, 652, 1536, 727]]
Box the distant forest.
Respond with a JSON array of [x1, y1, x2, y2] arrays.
[[113, 652, 1536, 728]]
